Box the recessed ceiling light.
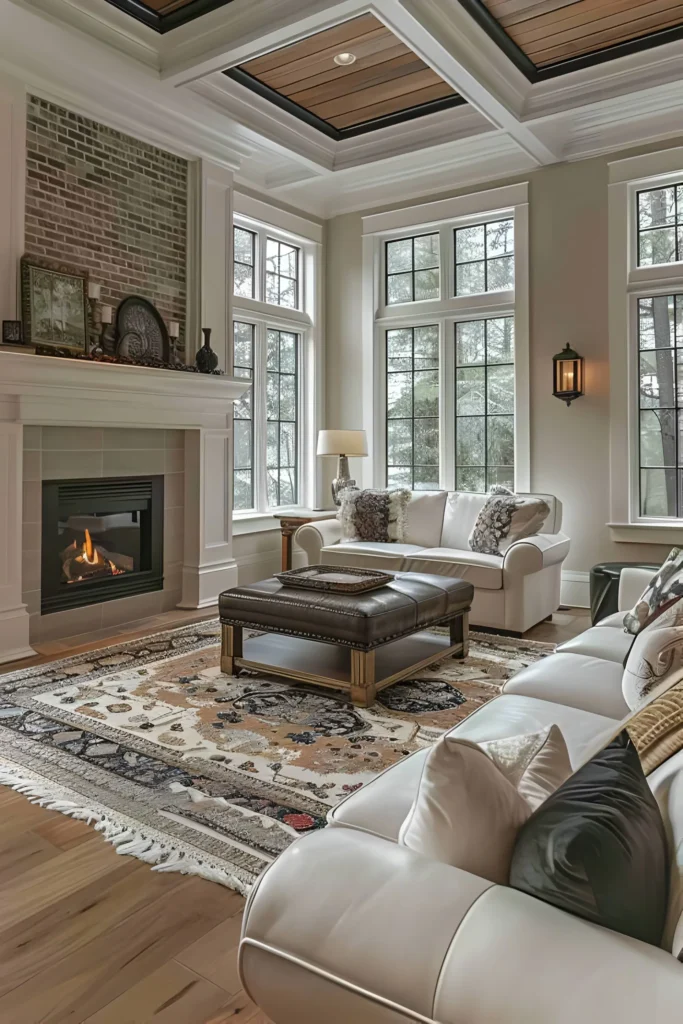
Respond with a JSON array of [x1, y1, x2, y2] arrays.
[[334, 52, 357, 66]]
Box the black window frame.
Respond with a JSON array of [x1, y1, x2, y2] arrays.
[[636, 183, 683, 268], [637, 293, 683, 518], [232, 320, 255, 512], [266, 328, 299, 507], [233, 226, 256, 299], [385, 324, 440, 490], [265, 238, 300, 309], [385, 232, 440, 306], [453, 218, 514, 297], [454, 316, 515, 493]]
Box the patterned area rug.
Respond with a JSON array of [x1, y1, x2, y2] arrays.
[[0, 621, 553, 895]]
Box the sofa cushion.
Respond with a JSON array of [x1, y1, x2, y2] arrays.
[[328, 694, 619, 842], [398, 734, 532, 884], [404, 548, 503, 590], [440, 492, 488, 549], [510, 731, 669, 948], [503, 653, 629, 720], [320, 542, 424, 572], [404, 490, 448, 547], [556, 625, 634, 664]]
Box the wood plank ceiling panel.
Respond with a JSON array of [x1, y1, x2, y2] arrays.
[[481, 0, 683, 67], [234, 13, 460, 134]]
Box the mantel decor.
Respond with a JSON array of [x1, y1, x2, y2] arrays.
[[116, 295, 171, 363], [20, 255, 90, 353], [32, 346, 222, 374]]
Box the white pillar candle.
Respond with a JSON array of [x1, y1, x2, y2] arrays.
[[168, 320, 180, 339], [100, 304, 113, 325], [87, 281, 101, 301]]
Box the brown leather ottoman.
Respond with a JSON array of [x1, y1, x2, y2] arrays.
[[218, 571, 473, 707]]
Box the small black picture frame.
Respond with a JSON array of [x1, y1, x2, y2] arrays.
[[2, 320, 23, 345]]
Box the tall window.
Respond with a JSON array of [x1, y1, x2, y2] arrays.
[[267, 330, 299, 506], [232, 322, 254, 511], [637, 295, 683, 517], [455, 317, 515, 491], [386, 325, 439, 488], [371, 184, 528, 495], [232, 209, 317, 514], [610, 156, 683, 530]]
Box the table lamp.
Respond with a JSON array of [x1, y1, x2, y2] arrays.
[[317, 429, 368, 505]]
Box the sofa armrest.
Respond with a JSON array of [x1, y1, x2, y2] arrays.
[[294, 518, 342, 565], [240, 828, 683, 1024], [503, 532, 570, 576], [619, 567, 655, 611]]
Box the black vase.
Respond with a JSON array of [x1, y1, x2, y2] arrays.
[[195, 327, 218, 373]]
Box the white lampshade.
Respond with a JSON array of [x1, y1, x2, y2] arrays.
[[317, 429, 368, 457]]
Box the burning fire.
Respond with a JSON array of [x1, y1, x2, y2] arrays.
[[64, 529, 127, 583]]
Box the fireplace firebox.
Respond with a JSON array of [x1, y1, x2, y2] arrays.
[[41, 476, 164, 614]]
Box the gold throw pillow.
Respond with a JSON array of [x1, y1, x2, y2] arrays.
[[627, 679, 683, 775]]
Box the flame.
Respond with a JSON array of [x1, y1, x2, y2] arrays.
[[65, 529, 127, 582], [83, 528, 98, 564]]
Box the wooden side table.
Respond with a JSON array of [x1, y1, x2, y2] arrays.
[[272, 509, 337, 571]]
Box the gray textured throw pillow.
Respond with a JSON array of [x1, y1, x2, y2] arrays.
[[623, 548, 683, 635], [339, 488, 411, 543], [469, 490, 550, 557]]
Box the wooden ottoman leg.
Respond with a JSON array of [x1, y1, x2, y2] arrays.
[[450, 612, 470, 659], [221, 624, 243, 675], [350, 650, 376, 707]]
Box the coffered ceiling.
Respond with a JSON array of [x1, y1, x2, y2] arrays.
[[7, 0, 683, 217], [465, 0, 683, 77], [226, 14, 463, 139]]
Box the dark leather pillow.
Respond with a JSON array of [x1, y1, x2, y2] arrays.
[[509, 731, 669, 946]]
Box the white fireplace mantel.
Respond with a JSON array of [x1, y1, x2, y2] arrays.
[[0, 352, 250, 663]]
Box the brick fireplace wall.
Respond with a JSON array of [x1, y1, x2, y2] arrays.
[[24, 97, 188, 357]]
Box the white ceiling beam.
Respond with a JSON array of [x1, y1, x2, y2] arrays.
[[376, 0, 561, 166]]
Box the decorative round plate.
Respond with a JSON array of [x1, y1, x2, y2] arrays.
[[116, 296, 169, 361]]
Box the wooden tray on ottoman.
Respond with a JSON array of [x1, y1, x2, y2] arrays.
[[218, 571, 473, 707], [274, 565, 393, 594]]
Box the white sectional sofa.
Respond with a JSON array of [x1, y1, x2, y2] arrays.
[[296, 490, 570, 635], [239, 567, 683, 1024]]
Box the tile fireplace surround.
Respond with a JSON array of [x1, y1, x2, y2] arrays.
[[0, 352, 249, 664]]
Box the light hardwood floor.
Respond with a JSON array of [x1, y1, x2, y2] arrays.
[[0, 606, 590, 1024]]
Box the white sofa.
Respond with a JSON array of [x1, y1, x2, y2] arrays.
[[295, 490, 570, 635], [239, 567, 683, 1024]]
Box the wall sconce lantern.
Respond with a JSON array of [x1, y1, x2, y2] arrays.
[[552, 344, 584, 406]]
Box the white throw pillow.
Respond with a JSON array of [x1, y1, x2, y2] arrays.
[[404, 490, 448, 547], [478, 724, 572, 810], [398, 726, 571, 884]]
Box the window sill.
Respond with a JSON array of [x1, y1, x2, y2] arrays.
[[233, 513, 280, 536], [608, 522, 683, 544]]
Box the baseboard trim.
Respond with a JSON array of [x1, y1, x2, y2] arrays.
[[561, 570, 590, 609]]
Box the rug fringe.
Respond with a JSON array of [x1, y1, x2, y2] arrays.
[[0, 761, 251, 896]]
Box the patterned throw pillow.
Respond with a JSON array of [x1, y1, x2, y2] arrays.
[[338, 488, 411, 543], [622, 611, 683, 710], [628, 677, 683, 776], [469, 489, 550, 556], [623, 548, 683, 635]]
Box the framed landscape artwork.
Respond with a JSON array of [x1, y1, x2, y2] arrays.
[[20, 256, 89, 353]]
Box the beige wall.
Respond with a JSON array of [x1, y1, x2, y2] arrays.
[[325, 144, 683, 580]]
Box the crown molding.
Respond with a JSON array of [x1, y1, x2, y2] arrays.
[[15, 0, 160, 67]]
